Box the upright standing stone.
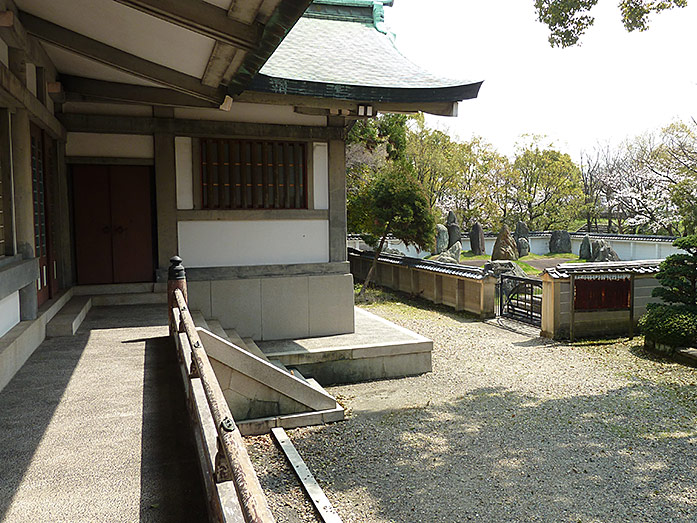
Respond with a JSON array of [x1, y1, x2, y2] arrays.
[[469, 222, 486, 255], [514, 221, 530, 241], [435, 224, 449, 254], [492, 225, 518, 261], [446, 210, 457, 226], [517, 237, 530, 257], [579, 234, 592, 260], [549, 230, 572, 254], [447, 223, 461, 249]]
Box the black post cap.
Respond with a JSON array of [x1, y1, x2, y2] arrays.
[[168, 255, 186, 280]]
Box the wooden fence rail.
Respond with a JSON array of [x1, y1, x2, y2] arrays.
[[169, 256, 274, 523]]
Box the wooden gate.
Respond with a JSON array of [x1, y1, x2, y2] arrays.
[[498, 275, 543, 326]]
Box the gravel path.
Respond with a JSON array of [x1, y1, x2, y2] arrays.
[[246, 292, 697, 522]]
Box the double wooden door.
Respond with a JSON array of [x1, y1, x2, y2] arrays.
[[72, 165, 154, 285]]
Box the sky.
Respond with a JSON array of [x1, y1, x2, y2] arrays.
[[384, 0, 697, 159]]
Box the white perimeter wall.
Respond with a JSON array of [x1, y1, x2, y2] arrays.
[[0, 291, 20, 338], [178, 220, 329, 267]]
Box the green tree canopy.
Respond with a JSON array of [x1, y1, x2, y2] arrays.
[[535, 0, 687, 47], [348, 162, 435, 297], [653, 235, 697, 307]]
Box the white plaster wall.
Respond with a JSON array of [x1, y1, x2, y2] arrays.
[[175, 136, 194, 210], [312, 142, 329, 210], [66, 133, 154, 158], [0, 39, 8, 68], [0, 291, 20, 338], [178, 220, 330, 267], [174, 103, 327, 126]]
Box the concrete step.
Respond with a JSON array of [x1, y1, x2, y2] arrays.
[[191, 311, 209, 330], [269, 359, 290, 373], [73, 283, 154, 296], [241, 337, 270, 362], [289, 368, 329, 394], [46, 296, 92, 337], [205, 319, 231, 343], [91, 292, 167, 306]]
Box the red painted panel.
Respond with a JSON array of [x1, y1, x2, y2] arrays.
[[574, 279, 631, 311], [73, 165, 113, 285], [109, 166, 154, 283]]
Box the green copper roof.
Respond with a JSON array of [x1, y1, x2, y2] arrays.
[[247, 6, 482, 104]]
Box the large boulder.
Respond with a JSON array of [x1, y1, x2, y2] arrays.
[[447, 223, 461, 249], [517, 237, 530, 257], [594, 240, 621, 262], [579, 234, 592, 260], [492, 225, 518, 261], [446, 210, 457, 226], [469, 222, 486, 255], [435, 240, 461, 264], [435, 224, 449, 254], [549, 230, 572, 254], [484, 260, 529, 297], [514, 221, 530, 241]]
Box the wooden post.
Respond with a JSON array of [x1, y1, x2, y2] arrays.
[[168, 255, 187, 336], [629, 274, 635, 339], [569, 274, 575, 343]]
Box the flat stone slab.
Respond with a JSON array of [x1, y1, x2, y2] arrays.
[[257, 308, 433, 385]]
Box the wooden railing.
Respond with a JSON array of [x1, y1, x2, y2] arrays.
[[168, 257, 275, 523]]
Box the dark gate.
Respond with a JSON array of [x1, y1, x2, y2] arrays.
[[498, 275, 543, 326]]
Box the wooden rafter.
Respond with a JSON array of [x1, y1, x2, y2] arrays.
[[19, 11, 225, 104], [0, 10, 57, 80], [112, 0, 261, 51]]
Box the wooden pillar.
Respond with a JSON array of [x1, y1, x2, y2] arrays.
[[569, 274, 576, 343], [154, 108, 178, 271], [327, 117, 346, 263], [54, 140, 73, 287], [629, 274, 635, 339]]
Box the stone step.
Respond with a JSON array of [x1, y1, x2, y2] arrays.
[[91, 292, 167, 306], [205, 319, 231, 343], [269, 359, 290, 373], [191, 311, 209, 330], [46, 296, 92, 337], [73, 283, 154, 296], [242, 337, 270, 362]]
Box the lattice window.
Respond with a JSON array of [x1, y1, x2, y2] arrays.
[[200, 139, 307, 210]]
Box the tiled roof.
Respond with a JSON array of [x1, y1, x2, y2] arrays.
[[544, 260, 663, 279], [349, 248, 490, 280], [252, 3, 481, 103]]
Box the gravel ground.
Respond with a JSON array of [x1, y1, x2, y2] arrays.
[[246, 290, 697, 523]]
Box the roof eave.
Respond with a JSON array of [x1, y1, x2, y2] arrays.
[[245, 74, 483, 105]]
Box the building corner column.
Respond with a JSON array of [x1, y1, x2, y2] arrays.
[[154, 108, 178, 272], [327, 117, 347, 263]]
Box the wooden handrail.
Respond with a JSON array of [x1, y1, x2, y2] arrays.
[[174, 288, 275, 523]]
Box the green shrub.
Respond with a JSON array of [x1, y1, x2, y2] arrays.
[[639, 303, 697, 348]]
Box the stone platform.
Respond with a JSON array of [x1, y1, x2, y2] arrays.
[[257, 307, 433, 385]]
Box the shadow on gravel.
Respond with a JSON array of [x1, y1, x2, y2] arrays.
[[291, 384, 697, 523]]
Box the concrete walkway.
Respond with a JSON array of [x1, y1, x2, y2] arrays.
[[0, 305, 207, 523]]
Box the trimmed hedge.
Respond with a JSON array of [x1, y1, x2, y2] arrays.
[[639, 303, 697, 348]]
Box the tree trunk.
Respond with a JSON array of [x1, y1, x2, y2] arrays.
[[357, 225, 390, 300]]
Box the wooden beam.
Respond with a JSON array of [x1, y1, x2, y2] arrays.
[[61, 75, 216, 108], [19, 11, 225, 104], [112, 0, 261, 51], [46, 81, 64, 103], [0, 10, 57, 80], [201, 42, 238, 88], [235, 90, 460, 117], [0, 60, 64, 139], [58, 113, 345, 141]]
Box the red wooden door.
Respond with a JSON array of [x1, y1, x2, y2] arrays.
[[30, 124, 49, 306], [110, 166, 153, 283], [73, 165, 154, 285]]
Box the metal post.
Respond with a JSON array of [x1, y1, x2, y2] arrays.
[[168, 255, 187, 336]]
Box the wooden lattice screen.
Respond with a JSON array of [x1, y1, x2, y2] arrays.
[[574, 278, 631, 311], [200, 139, 307, 210]]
